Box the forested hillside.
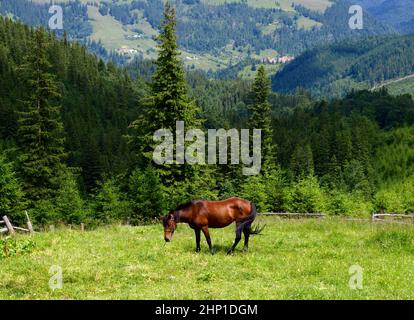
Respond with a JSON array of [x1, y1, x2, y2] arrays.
[[355, 0, 414, 34], [1, 6, 414, 227], [0, 17, 145, 193], [271, 35, 414, 97], [0, 0, 393, 72]]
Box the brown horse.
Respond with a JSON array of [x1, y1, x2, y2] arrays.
[[162, 197, 263, 254]]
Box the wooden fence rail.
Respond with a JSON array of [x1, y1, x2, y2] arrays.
[[372, 213, 414, 221], [260, 212, 326, 218], [0, 213, 34, 235], [260, 212, 414, 223]]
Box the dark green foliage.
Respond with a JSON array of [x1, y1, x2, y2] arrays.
[[129, 2, 201, 185], [284, 175, 326, 214], [128, 167, 167, 223], [0, 153, 25, 223], [55, 170, 85, 224], [240, 175, 269, 213], [248, 66, 276, 171], [272, 35, 414, 97], [90, 179, 131, 225], [0, 0, 92, 40], [0, 17, 143, 194], [16, 27, 66, 202], [290, 144, 314, 178], [0, 237, 35, 259], [374, 127, 414, 184], [1, 7, 414, 225]]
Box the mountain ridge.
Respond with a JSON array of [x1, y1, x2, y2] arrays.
[[271, 34, 414, 98], [0, 0, 394, 72]]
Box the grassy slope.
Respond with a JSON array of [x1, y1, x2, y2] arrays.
[[87, 5, 226, 70], [1, 217, 414, 299], [238, 64, 281, 80], [384, 76, 414, 97], [30, 0, 325, 71]]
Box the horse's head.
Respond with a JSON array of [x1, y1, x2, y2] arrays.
[[162, 211, 177, 242]]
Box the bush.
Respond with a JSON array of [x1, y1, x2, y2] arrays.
[[91, 179, 131, 224], [218, 178, 240, 200], [129, 167, 167, 223], [177, 166, 219, 203], [284, 175, 326, 213], [55, 170, 85, 224], [0, 237, 35, 259], [240, 175, 269, 212], [162, 166, 219, 213], [374, 177, 414, 213], [31, 199, 57, 225], [264, 168, 286, 212], [327, 190, 373, 216]]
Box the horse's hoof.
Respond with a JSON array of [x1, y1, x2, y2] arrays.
[[227, 249, 234, 255], [210, 249, 216, 255], [195, 249, 201, 253], [243, 247, 249, 252]]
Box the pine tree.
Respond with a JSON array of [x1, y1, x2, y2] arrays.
[[0, 153, 25, 223], [129, 1, 201, 185], [16, 27, 66, 202], [290, 143, 314, 178], [248, 66, 276, 172]]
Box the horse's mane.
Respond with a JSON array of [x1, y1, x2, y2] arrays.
[[174, 199, 206, 212]]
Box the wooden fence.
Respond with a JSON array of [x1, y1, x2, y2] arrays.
[[372, 213, 414, 222], [260, 212, 414, 223], [0, 211, 34, 235], [260, 212, 326, 219]]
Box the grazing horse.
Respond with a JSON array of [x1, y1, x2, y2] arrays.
[[162, 197, 263, 254]]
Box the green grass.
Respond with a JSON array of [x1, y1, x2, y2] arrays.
[[239, 64, 281, 80], [1, 217, 414, 299], [384, 76, 414, 97], [297, 16, 323, 30]]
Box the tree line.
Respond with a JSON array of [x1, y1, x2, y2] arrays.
[[1, 3, 414, 228]]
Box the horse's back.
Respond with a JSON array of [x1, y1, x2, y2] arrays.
[[202, 197, 250, 207], [196, 197, 253, 228]]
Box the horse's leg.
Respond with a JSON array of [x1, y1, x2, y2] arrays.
[[195, 228, 201, 253], [227, 222, 242, 254], [243, 224, 251, 251], [201, 226, 214, 254]]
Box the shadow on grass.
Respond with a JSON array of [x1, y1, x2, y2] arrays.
[[182, 242, 250, 255]]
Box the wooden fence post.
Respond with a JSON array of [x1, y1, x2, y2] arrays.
[[80, 223, 85, 232], [25, 211, 34, 234], [2, 216, 15, 235]]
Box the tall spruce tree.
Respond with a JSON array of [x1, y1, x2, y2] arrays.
[[16, 28, 66, 202], [248, 66, 276, 172], [129, 1, 201, 185]]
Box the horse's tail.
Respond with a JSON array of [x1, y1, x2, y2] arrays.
[[238, 202, 265, 236]]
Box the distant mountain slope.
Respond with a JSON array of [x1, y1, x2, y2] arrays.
[[271, 35, 414, 97], [382, 75, 414, 97], [355, 0, 414, 34], [1, 0, 393, 70]]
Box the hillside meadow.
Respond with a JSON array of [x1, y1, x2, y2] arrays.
[[1, 217, 414, 300]]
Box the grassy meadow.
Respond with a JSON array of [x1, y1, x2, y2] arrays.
[[1, 217, 414, 300], [385, 76, 414, 97]]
